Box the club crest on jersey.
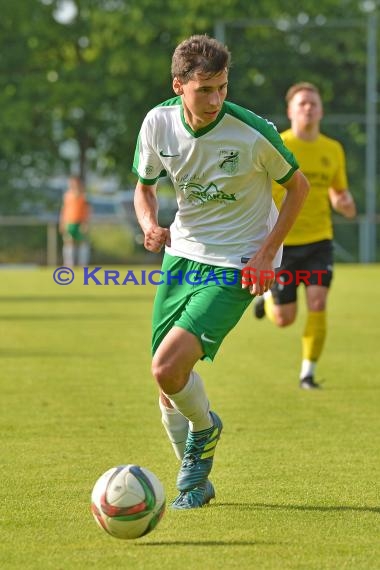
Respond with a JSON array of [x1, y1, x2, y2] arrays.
[[219, 149, 239, 175]]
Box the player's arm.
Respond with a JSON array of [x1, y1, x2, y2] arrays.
[[243, 169, 309, 295], [328, 188, 356, 219], [134, 181, 171, 253], [272, 169, 310, 243]]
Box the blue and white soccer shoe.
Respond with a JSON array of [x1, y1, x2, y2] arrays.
[[176, 411, 223, 492]]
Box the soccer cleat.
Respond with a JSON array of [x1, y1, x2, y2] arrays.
[[170, 480, 215, 510], [176, 411, 223, 492], [300, 376, 321, 390], [253, 296, 266, 319]]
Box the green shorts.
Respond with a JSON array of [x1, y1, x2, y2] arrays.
[[152, 254, 253, 362], [65, 223, 86, 241]]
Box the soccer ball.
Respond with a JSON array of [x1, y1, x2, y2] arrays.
[[91, 464, 166, 539]]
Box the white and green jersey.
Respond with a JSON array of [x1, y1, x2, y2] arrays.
[[133, 97, 298, 269]]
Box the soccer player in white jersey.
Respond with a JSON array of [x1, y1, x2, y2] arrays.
[[133, 34, 309, 509]]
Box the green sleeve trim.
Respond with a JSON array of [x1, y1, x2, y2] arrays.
[[132, 171, 161, 185], [276, 165, 298, 185], [223, 101, 299, 170], [138, 177, 159, 185], [132, 168, 167, 184]]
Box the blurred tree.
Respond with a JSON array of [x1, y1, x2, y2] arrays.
[[0, 0, 377, 214]]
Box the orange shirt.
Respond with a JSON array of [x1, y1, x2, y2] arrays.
[[61, 191, 90, 224]]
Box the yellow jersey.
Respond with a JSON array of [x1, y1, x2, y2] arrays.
[[273, 129, 348, 245]]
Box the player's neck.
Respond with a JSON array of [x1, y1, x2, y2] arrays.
[[292, 125, 320, 142]]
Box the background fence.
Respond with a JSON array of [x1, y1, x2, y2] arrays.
[[0, 215, 379, 267]]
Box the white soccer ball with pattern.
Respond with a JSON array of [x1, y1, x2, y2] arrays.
[[91, 464, 166, 539]]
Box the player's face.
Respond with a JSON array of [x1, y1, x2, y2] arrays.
[[287, 89, 323, 130], [173, 70, 228, 131]]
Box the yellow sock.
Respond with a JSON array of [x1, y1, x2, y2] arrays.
[[302, 311, 326, 362], [264, 293, 276, 323]]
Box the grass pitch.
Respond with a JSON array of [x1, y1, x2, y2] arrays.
[[0, 264, 379, 570]]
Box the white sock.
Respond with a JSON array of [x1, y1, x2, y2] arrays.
[[300, 359, 316, 379], [63, 244, 74, 267], [164, 370, 212, 433], [78, 242, 90, 266], [158, 399, 188, 461]]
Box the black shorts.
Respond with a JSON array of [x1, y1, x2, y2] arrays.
[[271, 239, 333, 305]]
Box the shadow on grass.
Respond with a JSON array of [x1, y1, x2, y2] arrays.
[[217, 502, 380, 514]]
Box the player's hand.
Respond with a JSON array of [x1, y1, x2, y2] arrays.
[[329, 188, 356, 219], [241, 253, 275, 296], [144, 226, 171, 253]]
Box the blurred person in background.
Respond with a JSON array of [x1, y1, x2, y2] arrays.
[[59, 175, 91, 267], [253, 82, 356, 390]]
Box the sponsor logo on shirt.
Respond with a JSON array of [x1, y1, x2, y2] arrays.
[[180, 182, 237, 206]]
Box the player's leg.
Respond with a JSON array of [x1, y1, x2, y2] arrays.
[[152, 326, 221, 473], [63, 224, 84, 267], [153, 326, 214, 439], [300, 285, 329, 389], [300, 240, 333, 389], [152, 327, 219, 508], [159, 380, 216, 509], [77, 239, 90, 266], [62, 233, 75, 267], [151, 256, 226, 507], [264, 267, 298, 326], [159, 390, 216, 509], [152, 258, 251, 507], [75, 224, 90, 266], [169, 272, 251, 496], [254, 246, 298, 325], [159, 392, 188, 461], [268, 297, 297, 326]]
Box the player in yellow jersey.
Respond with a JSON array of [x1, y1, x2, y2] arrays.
[[254, 82, 356, 389]]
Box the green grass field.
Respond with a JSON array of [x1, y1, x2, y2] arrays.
[[1, 265, 379, 570]]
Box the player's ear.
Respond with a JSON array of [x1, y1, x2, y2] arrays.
[[173, 77, 183, 95]]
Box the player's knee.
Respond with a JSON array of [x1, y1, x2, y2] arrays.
[[275, 314, 295, 327], [151, 356, 175, 386], [308, 300, 326, 312]]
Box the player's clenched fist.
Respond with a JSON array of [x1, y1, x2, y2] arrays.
[[144, 226, 171, 253]]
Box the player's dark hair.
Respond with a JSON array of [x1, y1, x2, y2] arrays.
[[171, 34, 231, 82], [285, 82, 321, 104]]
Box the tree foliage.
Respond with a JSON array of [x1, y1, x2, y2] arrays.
[[0, 0, 378, 212]]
